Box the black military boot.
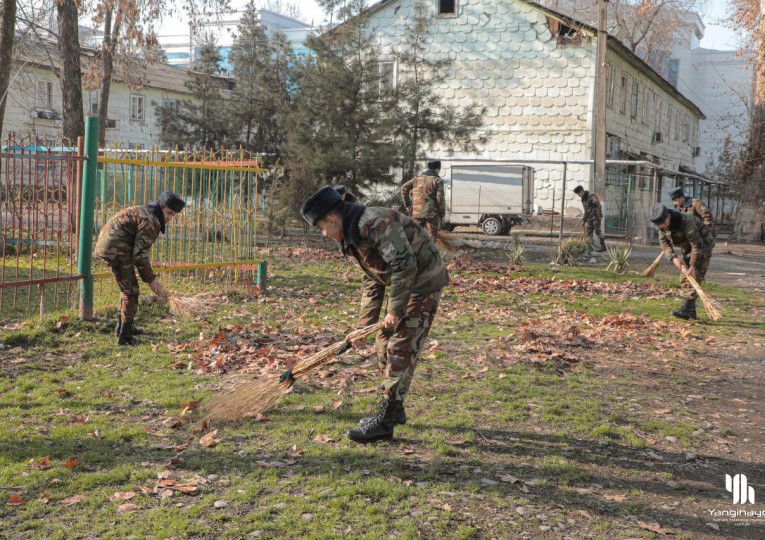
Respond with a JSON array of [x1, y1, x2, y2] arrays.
[[672, 299, 697, 321], [359, 397, 407, 427], [117, 320, 140, 346], [347, 397, 402, 443], [115, 316, 122, 337], [595, 239, 607, 252], [115, 316, 144, 337]]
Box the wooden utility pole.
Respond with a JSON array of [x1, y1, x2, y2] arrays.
[[593, 0, 608, 195]]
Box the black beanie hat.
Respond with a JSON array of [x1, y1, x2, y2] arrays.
[[159, 191, 185, 213], [668, 187, 685, 200], [301, 185, 341, 226], [427, 160, 441, 170]]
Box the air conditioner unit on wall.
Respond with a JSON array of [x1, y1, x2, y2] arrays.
[[30, 109, 60, 120], [653, 132, 663, 143], [106, 119, 117, 128], [692, 146, 701, 157]]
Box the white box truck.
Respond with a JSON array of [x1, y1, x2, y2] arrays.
[[443, 165, 535, 235]]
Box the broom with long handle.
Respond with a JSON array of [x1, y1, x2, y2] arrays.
[[641, 251, 664, 277], [203, 322, 384, 423], [680, 264, 723, 321]]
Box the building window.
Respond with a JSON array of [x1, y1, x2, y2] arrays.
[[667, 105, 674, 137], [682, 118, 689, 142], [89, 92, 99, 115], [547, 17, 584, 46], [619, 74, 628, 114], [379, 61, 396, 93], [655, 98, 663, 133], [641, 88, 651, 125], [438, 0, 456, 15], [667, 59, 679, 88], [675, 110, 681, 140], [130, 95, 145, 122], [630, 81, 639, 119], [605, 63, 615, 109], [37, 81, 53, 108], [162, 98, 180, 113]]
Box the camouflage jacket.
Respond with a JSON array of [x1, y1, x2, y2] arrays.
[[400, 170, 446, 219], [95, 205, 163, 283], [341, 205, 449, 325], [580, 191, 603, 222], [678, 197, 715, 235], [658, 210, 715, 268]]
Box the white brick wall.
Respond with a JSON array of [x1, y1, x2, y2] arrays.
[[363, 0, 702, 209]]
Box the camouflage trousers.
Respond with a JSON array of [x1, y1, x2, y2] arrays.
[[375, 290, 442, 402], [413, 217, 440, 240], [680, 253, 711, 300], [584, 218, 605, 248], [108, 261, 140, 323]]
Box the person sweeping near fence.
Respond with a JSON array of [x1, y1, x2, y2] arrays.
[[647, 203, 715, 320], [573, 184, 606, 253], [301, 185, 449, 443], [95, 191, 186, 345], [669, 187, 715, 237], [401, 160, 446, 240]]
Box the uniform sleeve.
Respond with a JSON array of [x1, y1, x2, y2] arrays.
[[683, 220, 704, 268], [367, 218, 417, 318], [357, 274, 385, 327], [593, 196, 603, 220], [658, 230, 676, 262], [694, 200, 715, 233], [133, 218, 159, 283], [401, 180, 413, 209], [436, 178, 446, 218]]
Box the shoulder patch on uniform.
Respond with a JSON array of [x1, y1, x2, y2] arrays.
[[380, 241, 396, 259]]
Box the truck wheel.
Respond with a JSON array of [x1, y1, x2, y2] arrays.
[[481, 217, 502, 236]]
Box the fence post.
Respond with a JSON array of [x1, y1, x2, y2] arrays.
[[559, 162, 567, 240], [257, 260, 267, 292], [77, 116, 98, 320]]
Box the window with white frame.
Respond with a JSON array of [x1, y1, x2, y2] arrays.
[[89, 92, 99, 115], [379, 62, 396, 94], [619, 74, 628, 114], [630, 80, 639, 119], [438, 0, 456, 15], [130, 94, 145, 121], [37, 81, 53, 108], [682, 118, 689, 142], [162, 98, 180, 113], [675, 110, 681, 140], [667, 105, 674, 137], [655, 98, 663, 134], [641, 87, 650, 124], [605, 63, 616, 109]]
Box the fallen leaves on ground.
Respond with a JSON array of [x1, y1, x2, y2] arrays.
[[6, 494, 25, 506], [199, 430, 221, 448], [31, 456, 51, 470], [637, 521, 673, 535], [116, 503, 139, 514], [108, 492, 136, 502], [60, 495, 83, 506], [313, 434, 334, 444]]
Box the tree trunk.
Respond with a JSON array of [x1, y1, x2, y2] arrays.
[[0, 0, 17, 139], [98, 9, 114, 148], [734, 0, 765, 242], [57, 0, 85, 143]]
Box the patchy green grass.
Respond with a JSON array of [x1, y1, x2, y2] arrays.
[[0, 248, 762, 538]]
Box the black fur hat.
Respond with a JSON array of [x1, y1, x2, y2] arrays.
[[573, 185, 585, 194], [647, 203, 669, 225], [333, 185, 357, 203], [159, 191, 185, 213], [301, 185, 341, 226], [427, 160, 441, 170], [668, 187, 685, 200]]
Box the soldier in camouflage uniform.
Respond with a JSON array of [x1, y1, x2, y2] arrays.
[[301, 185, 449, 443], [95, 191, 186, 345], [669, 187, 715, 237], [573, 185, 606, 252], [647, 203, 715, 320], [400, 160, 446, 240]]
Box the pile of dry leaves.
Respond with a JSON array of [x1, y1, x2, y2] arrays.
[[169, 322, 375, 393], [489, 309, 690, 368]]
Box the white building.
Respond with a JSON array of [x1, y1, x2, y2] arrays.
[[157, 8, 314, 71], [2, 38, 206, 149], [357, 0, 704, 223]]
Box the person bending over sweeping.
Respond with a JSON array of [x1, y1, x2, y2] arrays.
[[647, 203, 715, 320], [95, 191, 186, 345], [301, 185, 449, 443]]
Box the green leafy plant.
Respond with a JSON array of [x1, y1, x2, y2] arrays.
[[551, 235, 590, 265], [505, 233, 527, 266], [606, 246, 633, 273]]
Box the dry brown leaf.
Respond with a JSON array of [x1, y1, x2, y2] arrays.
[[603, 494, 628, 502], [108, 492, 136, 502], [117, 502, 139, 514], [499, 475, 519, 484], [65, 457, 80, 469], [313, 434, 334, 444], [637, 521, 672, 535], [61, 495, 83, 506], [6, 494, 26, 506], [313, 405, 325, 413], [332, 400, 343, 409], [31, 456, 52, 470], [199, 430, 221, 448]]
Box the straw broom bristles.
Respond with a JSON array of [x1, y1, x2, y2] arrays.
[[435, 230, 459, 253], [642, 251, 664, 277], [681, 266, 723, 321], [167, 294, 217, 318], [202, 322, 384, 423]]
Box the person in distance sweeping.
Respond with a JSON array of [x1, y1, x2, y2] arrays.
[[647, 203, 715, 320], [301, 185, 449, 443], [95, 191, 185, 345]]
